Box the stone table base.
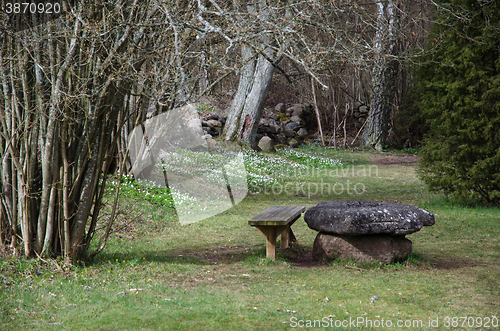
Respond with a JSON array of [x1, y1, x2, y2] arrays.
[[313, 233, 412, 264]]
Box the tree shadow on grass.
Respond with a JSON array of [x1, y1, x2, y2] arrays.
[[92, 242, 329, 268], [94, 245, 463, 270], [93, 243, 267, 266]]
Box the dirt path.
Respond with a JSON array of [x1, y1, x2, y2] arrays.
[[368, 153, 419, 166]]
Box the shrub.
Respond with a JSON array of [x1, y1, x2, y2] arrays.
[[416, 0, 500, 205]]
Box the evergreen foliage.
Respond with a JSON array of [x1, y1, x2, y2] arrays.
[[417, 0, 500, 205]]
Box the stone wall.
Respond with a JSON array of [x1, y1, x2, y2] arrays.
[[200, 103, 317, 151]]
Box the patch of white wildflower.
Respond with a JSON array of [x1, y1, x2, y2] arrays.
[[277, 149, 343, 168], [113, 146, 344, 206]]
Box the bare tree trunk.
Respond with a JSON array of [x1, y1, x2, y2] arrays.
[[361, 0, 400, 151], [311, 77, 325, 147], [223, 45, 277, 148], [198, 48, 209, 95], [0, 1, 151, 259], [223, 1, 277, 149], [239, 49, 276, 149], [223, 43, 256, 142], [0, 48, 14, 251]]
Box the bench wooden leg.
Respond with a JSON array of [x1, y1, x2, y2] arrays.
[[289, 227, 297, 244], [280, 226, 298, 249], [280, 226, 290, 249], [255, 225, 287, 260], [266, 228, 277, 259]]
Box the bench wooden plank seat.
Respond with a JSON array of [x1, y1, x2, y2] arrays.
[[248, 206, 306, 260]]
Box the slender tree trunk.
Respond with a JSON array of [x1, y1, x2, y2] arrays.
[[361, 0, 400, 151], [0, 0, 198, 260], [0, 49, 14, 250], [311, 77, 325, 147]]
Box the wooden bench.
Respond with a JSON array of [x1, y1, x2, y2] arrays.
[[248, 206, 306, 260]]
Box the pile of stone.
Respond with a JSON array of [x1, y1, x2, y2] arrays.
[[200, 112, 226, 137], [256, 103, 315, 151], [304, 201, 435, 264], [198, 103, 315, 151], [352, 105, 369, 130]]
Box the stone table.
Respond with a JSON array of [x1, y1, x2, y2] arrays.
[[304, 201, 435, 263]]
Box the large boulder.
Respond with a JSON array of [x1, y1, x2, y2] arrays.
[[285, 121, 300, 131], [283, 127, 295, 138], [258, 136, 275, 152], [206, 119, 222, 128], [313, 233, 412, 264], [304, 201, 435, 236], [275, 103, 285, 113], [297, 128, 308, 139], [188, 118, 202, 132], [288, 138, 299, 148]]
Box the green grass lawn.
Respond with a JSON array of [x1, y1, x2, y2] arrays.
[[1, 147, 499, 330]]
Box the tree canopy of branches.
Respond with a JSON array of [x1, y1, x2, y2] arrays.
[[417, 0, 500, 205], [214, 0, 429, 149]]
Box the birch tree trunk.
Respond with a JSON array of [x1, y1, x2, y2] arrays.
[[361, 0, 400, 151]]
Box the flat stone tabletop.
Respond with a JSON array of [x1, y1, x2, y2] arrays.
[[304, 201, 435, 236]]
